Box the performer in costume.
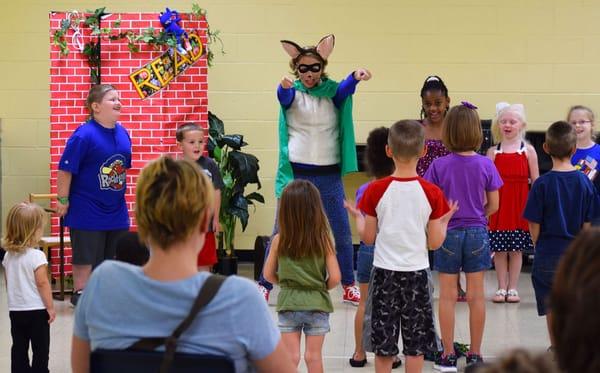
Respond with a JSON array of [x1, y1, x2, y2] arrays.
[[258, 34, 371, 305]]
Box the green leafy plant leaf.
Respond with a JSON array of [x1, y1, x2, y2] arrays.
[[208, 111, 225, 138], [209, 112, 263, 255], [245, 192, 265, 204]]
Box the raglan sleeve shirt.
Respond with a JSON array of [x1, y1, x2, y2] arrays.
[[357, 181, 380, 218], [419, 178, 451, 220]]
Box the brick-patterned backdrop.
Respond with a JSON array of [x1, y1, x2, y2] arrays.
[[49, 11, 208, 276]]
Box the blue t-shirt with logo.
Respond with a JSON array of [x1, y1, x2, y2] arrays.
[[571, 143, 600, 192], [59, 119, 132, 230]]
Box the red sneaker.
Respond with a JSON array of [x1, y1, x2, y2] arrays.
[[257, 284, 270, 302], [343, 283, 360, 306]]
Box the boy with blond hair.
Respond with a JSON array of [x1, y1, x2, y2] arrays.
[[176, 123, 224, 270]]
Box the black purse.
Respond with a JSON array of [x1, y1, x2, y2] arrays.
[[91, 274, 234, 373]]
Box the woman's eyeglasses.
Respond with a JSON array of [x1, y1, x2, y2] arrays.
[[297, 63, 322, 73], [570, 120, 592, 126]]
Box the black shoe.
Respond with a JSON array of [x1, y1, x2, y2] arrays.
[[349, 357, 367, 367], [465, 353, 485, 373], [466, 352, 484, 366], [392, 356, 402, 369], [70, 290, 82, 307], [425, 349, 441, 362]]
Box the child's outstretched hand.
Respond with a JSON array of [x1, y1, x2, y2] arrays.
[[353, 68, 372, 81], [343, 200, 361, 218], [280, 76, 294, 89], [440, 200, 459, 225]]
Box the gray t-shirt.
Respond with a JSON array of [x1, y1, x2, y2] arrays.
[[197, 156, 224, 190], [73, 260, 280, 372]]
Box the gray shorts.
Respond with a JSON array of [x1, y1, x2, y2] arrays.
[[70, 229, 128, 267]]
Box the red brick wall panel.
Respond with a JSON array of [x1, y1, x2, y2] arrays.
[[49, 11, 208, 276]]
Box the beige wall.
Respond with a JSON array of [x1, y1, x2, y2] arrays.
[[2, 0, 600, 247]]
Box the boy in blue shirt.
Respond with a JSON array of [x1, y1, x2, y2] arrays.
[[523, 120, 599, 344]]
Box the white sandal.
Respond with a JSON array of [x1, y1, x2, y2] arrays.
[[492, 289, 507, 303], [506, 289, 520, 303]]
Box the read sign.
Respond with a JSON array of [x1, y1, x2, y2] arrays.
[[129, 31, 204, 99]]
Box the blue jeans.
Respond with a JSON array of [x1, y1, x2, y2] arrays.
[[259, 171, 356, 289], [356, 242, 374, 284], [434, 227, 491, 273]]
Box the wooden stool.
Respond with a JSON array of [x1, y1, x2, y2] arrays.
[[29, 193, 71, 301]]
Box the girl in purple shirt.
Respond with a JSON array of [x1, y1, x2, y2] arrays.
[[424, 103, 503, 372]]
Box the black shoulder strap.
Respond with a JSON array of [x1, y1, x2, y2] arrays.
[[129, 274, 227, 373]]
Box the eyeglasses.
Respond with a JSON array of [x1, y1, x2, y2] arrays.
[[570, 120, 592, 126], [297, 63, 322, 74]]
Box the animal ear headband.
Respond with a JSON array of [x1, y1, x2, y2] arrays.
[[280, 34, 335, 60]]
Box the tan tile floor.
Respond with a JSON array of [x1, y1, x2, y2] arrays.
[[0, 264, 550, 372]]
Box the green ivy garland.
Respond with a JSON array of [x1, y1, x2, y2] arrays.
[[53, 5, 224, 84]]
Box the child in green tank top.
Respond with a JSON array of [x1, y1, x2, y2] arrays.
[[264, 179, 341, 373]]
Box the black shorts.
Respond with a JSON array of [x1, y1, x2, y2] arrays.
[[371, 267, 437, 357], [70, 229, 128, 267]]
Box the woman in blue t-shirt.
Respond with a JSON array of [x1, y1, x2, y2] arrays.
[[57, 84, 132, 306], [71, 157, 295, 373]]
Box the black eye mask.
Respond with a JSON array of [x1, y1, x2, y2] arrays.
[[297, 63, 322, 73]]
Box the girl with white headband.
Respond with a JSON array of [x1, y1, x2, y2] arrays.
[[487, 103, 539, 303]]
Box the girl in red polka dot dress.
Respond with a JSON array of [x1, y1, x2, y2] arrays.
[[487, 103, 539, 303]]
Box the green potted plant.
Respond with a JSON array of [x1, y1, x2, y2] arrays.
[[208, 112, 264, 275]]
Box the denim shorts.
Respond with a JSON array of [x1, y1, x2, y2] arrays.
[[434, 227, 491, 273], [356, 242, 374, 284], [531, 255, 561, 316], [278, 311, 330, 336]]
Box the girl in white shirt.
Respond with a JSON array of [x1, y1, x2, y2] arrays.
[[2, 202, 55, 373]]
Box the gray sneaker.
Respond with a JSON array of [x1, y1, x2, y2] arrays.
[[466, 353, 483, 366]]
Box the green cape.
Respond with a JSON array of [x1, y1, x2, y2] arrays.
[[275, 78, 358, 197]]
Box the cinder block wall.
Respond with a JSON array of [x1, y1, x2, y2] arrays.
[[3, 1, 600, 250]]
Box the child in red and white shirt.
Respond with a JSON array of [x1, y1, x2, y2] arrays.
[[346, 120, 457, 373]]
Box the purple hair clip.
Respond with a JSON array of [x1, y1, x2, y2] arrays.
[[461, 101, 478, 110]]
